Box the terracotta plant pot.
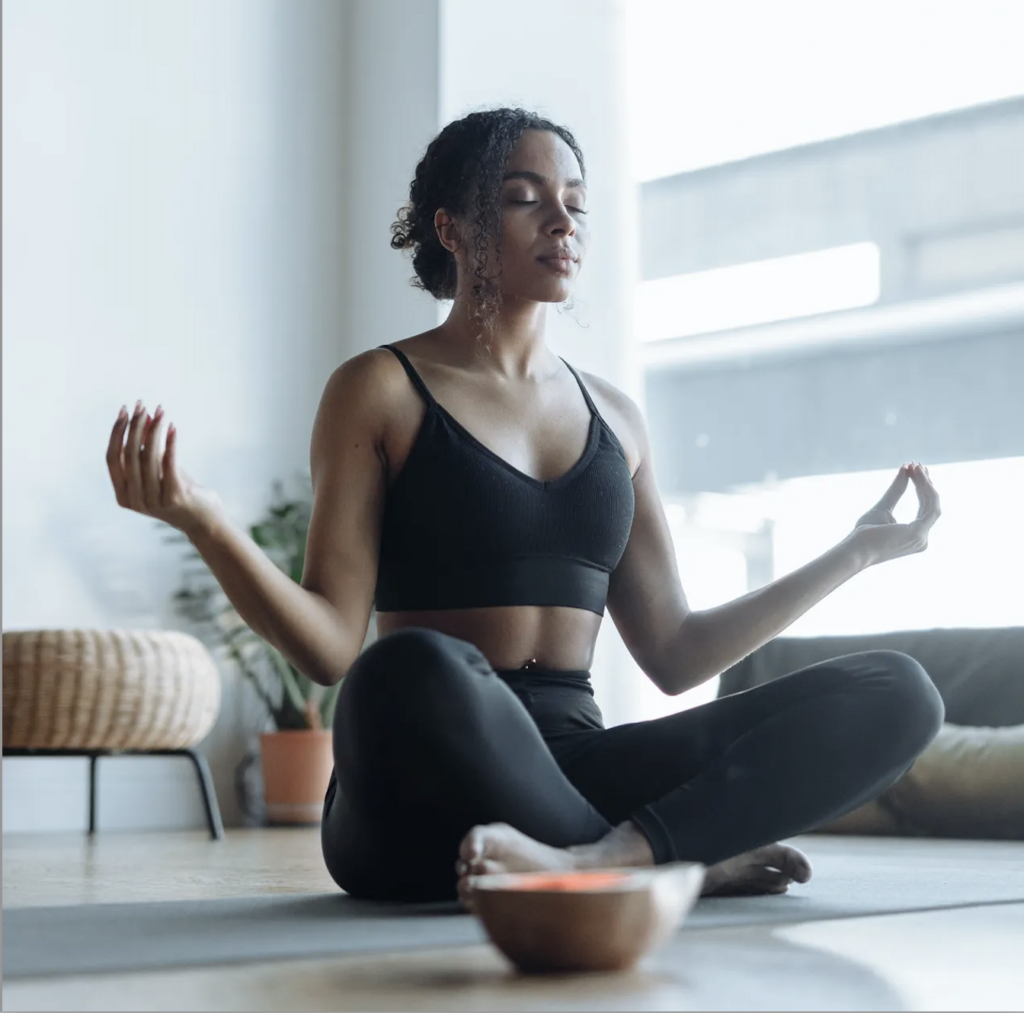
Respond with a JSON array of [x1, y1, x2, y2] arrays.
[[471, 863, 705, 974], [258, 729, 334, 825]]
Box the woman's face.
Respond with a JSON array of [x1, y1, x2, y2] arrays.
[[443, 129, 590, 303]]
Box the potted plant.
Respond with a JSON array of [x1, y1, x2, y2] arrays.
[[167, 475, 342, 824]]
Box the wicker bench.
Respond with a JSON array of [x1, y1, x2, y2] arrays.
[[2, 629, 224, 839]]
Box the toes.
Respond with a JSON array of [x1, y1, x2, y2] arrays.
[[454, 855, 492, 877], [458, 825, 487, 866], [756, 870, 792, 894], [775, 845, 812, 883], [457, 876, 478, 913], [456, 827, 508, 887], [756, 843, 812, 883]]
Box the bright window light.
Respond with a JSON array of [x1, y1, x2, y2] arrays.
[[626, 504, 751, 722], [636, 243, 880, 342], [763, 457, 1024, 635], [625, 1, 1024, 181], [627, 456, 1024, 723]]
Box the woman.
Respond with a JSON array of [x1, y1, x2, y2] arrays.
[[107, 107, 944, 906]]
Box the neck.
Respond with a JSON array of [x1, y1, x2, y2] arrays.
[[437, 293, 556, 379]]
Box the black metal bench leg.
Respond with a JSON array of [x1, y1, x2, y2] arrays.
[[88, 754, 99, 835], [182, 749, 224, 840]]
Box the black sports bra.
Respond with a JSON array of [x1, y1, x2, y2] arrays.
[[373, 345, 635, 615]]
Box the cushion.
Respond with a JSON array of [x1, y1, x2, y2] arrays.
[[819, 722, 1024, 840]]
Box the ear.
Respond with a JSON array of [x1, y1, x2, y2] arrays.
[[434, 209, 461, 255]]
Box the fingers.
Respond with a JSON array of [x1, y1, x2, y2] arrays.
[[106, 405, 131, 506], [123, 401, 147, 511], [909, 462, 941, 530], [163, 420, 182, 499], [895, 462, 939, 548], [876, 465, 911, 513], [141, 407, 169, 507], [111, 401, 176, 514], [856, 506, 895, 528]]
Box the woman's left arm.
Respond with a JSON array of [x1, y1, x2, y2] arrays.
[[605, 389, 941, 696], [663, 533, 868, 696]]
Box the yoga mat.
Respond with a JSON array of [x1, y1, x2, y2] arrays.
[[6, 841, 1024, 980]]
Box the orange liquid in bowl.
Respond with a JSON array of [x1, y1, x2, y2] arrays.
[[495, 870, 633, 892]]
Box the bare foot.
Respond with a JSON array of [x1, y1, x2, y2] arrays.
[[701, 843, 812, 896], [455, 821, 654, 911]]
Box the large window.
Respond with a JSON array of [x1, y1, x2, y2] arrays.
[[636, 243, 880, 342], [629, 456, 1024, 723], [623, 0, 1024, 727], [748, 456, 1024, 635], [625, 0, 1024, 181]]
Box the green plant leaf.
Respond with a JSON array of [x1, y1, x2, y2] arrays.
[[320, 681, 341, 729], [269, 647, 309, 721], [167, 472, 325, 732]]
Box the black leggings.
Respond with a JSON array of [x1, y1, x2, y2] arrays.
[[321, 627, 944, 902]]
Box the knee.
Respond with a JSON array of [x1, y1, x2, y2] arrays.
[[339, 627, 482, 714], [863, 650, 945, 749]]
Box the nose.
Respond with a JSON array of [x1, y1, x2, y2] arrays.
[[546, 204, 577, 237]]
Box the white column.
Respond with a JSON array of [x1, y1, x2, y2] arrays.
[[340, 0, 443, 359], [440, 0, 642, 723]]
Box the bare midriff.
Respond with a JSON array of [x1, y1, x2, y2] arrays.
[[373, 334, 638, 674], [375, 605, 602, 672]]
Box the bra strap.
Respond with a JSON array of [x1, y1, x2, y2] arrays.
[[380, 344, 438, 407], [560, 358, 600, 420]]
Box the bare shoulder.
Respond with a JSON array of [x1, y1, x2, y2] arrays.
[[319, 345, 407, 405], [311, 347, 412, 463], [315, 346, 415, 426], [576, 368, 648, 477]]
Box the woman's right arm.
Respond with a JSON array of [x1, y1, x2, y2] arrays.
[[107, 352, 390, 687]]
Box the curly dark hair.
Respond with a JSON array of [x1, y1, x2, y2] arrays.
[[390, 107, 586, 338]]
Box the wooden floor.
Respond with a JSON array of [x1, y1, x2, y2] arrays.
[[2, 826, 336, 907], [4, 828, 1024, 1011]]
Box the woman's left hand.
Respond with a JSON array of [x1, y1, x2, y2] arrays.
[[849, 463, 942, 567]]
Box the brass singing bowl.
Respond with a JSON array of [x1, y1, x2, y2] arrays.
[[470, 863, 705, 974]]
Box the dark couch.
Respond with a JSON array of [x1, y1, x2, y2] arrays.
[[717, 626, 1024, 839], [718, 626, 1024, 726]]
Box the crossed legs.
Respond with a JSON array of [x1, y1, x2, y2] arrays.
[[321, 628, 944, 903]]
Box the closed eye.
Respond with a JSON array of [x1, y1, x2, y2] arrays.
[[510, 200, 587, 215]]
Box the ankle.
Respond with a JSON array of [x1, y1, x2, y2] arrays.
[[569, 821, 655, 870]]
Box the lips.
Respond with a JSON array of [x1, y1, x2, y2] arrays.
[[537, 250, 577, 277], [538, 256, 574, 274]]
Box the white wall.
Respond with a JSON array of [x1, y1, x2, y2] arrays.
[[3, 0, 641, 833], [440, 0, 645, 723], [341, 0, 442, 357], [2, 0, 441, 831]]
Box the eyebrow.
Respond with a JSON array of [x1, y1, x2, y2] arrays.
[[502, 170, 587, 190]]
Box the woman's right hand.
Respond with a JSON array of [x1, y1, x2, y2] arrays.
[[106, 400, 224, 537]]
